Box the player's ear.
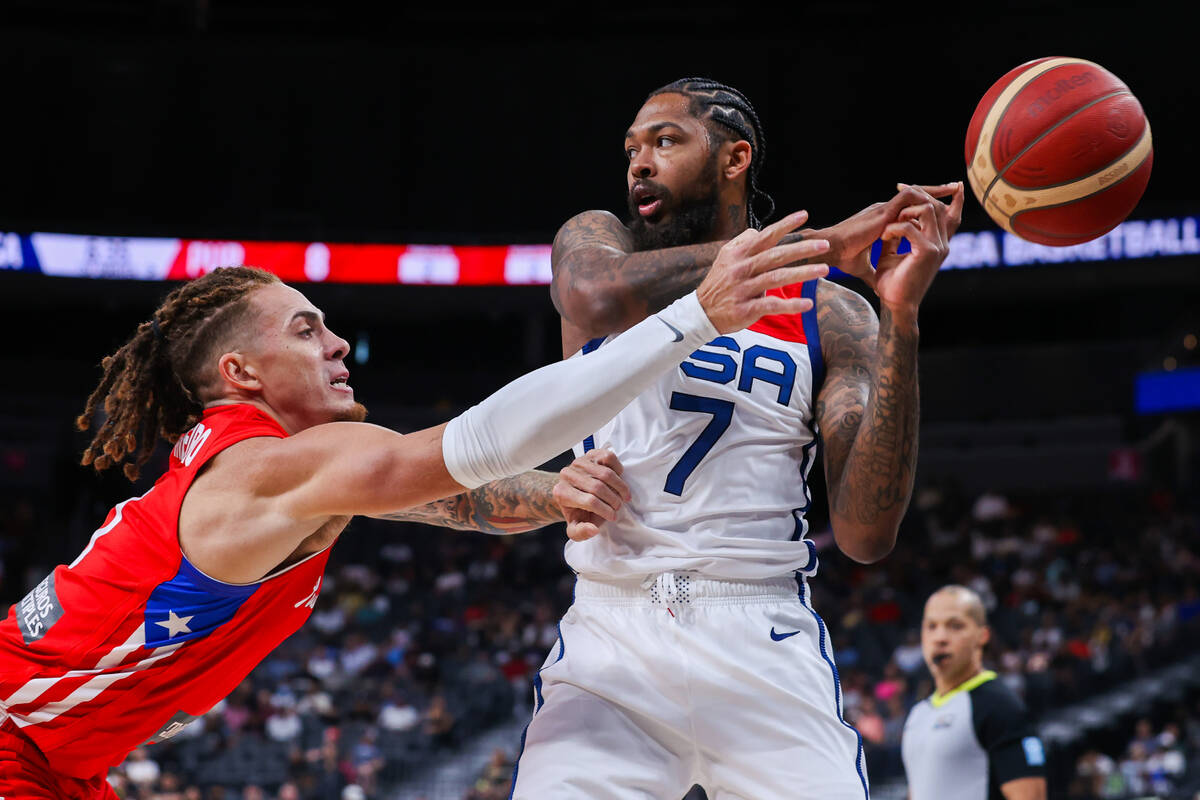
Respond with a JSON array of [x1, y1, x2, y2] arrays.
[[218, 351, 262, 393], [979, 625, 991, 649], [722, 140, 753, 180]]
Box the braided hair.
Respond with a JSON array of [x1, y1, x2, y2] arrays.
[[76, 266, 280, 481], [648, 77, 775, 229]]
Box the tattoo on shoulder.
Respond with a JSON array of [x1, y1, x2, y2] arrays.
[[552, 212, 632, 277], [550, 212, 633, 318]]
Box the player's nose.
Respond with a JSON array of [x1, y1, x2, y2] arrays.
[[327, 331, 350, 361], [629, 149, 655, 179]]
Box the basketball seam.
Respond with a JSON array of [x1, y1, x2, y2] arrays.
[[995, 122, 1151, 195], [971, 57, 1092, 183], [1009, 156, 1152, 239], [983, 89, 1134, 210]]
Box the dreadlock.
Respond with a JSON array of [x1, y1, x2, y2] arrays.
[[76, 266, 280, 482], [648, 77, 775, 229]]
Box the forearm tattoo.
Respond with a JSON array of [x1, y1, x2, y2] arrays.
[[816, 287, 919, 526], [374, 471, 562, 534]]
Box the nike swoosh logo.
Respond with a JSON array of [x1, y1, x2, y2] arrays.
[[657, 316, 684, 342], [770, 627, 802, 641]]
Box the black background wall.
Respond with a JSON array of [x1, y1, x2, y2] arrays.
[[2, 2, 1197, 425]]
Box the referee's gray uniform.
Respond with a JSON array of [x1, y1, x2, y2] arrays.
[[901, 670, 1046, 800]]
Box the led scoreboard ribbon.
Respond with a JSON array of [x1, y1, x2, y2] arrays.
[[0, 216, 1196, 284]]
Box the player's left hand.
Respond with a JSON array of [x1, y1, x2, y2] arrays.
[[552, 448, 630, 541], [867, 182, 965, 316], [817, 183, 956, 288]]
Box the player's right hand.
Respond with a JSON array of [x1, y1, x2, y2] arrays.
[[553, 448, 630, 542], [695, 210, 830, 333]]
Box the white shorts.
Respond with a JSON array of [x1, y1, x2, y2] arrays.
[[509, 573, 869, 799]]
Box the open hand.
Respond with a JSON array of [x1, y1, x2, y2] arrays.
[[696, 210, 830, 332]]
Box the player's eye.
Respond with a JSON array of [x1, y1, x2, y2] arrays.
[[657, 136, 673, 148], [626, 146, 637, 160]]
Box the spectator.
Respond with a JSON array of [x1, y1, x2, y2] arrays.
[[423, 693, 457, 750], [124, 747, 161, 789], [265, 697, 304, 743]]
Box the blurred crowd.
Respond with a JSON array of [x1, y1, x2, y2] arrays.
[[2, 470, 1198, 798], [1069, 713, 1199, 799]]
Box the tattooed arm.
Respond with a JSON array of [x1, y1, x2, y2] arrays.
[[550, 210, 725, 356], [370, 471, 562, 534], [814, 282, 917, 563], [369, 449, 633, 536], [814, 182, 965, 563]]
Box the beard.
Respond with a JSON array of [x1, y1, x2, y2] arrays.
[[335, 402, 369, 423], [627, 156, 722, 252]]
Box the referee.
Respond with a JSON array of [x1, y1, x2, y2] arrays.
[[901, 585, 1047, 800]]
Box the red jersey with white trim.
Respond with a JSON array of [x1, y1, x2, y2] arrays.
[[0, 404, 332, 779]]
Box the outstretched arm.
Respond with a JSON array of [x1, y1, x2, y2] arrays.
[[551, 187, 949, 355], [369, 449, 631, 535], [187, 213, 825, 583]]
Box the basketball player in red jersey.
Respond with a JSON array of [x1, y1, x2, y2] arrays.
[[0, 221, 831, 799]]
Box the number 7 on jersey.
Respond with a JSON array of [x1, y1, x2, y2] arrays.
[[664, 392, 735, 496]]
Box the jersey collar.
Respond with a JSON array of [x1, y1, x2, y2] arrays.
[[930, 669, 997, 708]]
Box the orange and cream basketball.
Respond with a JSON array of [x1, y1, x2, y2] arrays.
[[965, 57, 1152, 246]]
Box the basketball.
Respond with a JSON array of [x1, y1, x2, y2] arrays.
[[964, 57, 1153, 246]]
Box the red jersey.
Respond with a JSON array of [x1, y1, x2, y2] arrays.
[[0, 404, 332, 779]]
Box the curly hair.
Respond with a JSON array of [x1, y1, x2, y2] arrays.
[[76, 266, 280, 481]]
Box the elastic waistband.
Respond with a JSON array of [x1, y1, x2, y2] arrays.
[[574, 573, 802, 607]]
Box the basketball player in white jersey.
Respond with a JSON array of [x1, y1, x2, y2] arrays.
[[509, 78, 965, 799]]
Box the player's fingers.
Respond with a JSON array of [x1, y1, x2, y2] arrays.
[[566, 519, 602, 542], [749, 210, 811, 252], [946, 182, 966, 233], [898, 182, 960, 199], [724, 224, 762, 256], [897, 205, 926, 226], [553, 481, 619, 521], [881, 220, 924, 242], [744, 240, 830, 275], [907, 201, 940, 237], [747, 295, 814, 318], [591, 447, 624, 477], [564, 507, 604, 541], [579, 459, 631, 502], [577, 464, 628, 508], [559, 466, 624, 514], [747, 263, 829, 295]]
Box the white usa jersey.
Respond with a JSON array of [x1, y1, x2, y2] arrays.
[[567, 280, 825, 581]]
